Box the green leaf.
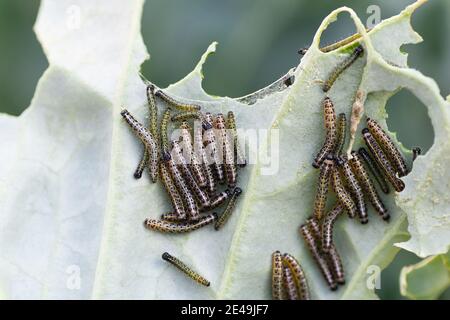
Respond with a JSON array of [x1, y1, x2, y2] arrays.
[[0, 0, 447, 299], [400, 253, 450, 300]]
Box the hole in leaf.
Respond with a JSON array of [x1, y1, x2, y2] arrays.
[[318, 11, 362, 51], [385, 89, 434, 154], [0, 0, 48, 116]]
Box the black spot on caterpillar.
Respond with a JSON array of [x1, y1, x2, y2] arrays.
[[171, 111, 211, 130], [162, 252, 210, 287], [322, 45, 364, 92], [349, 151, 389, 221], [367, 118, 408, 177]]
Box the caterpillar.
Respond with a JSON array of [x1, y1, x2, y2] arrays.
[[338, 156, 368, 224], [312, 97, 337, 168], [162, 252, 210, 287], [283, 253, 311, 300], [179, 122, 207, 188], [358, 147, 390, 194], [331, 166, 357, 219], [160, 212, 186, 223], [160, 162, 186, 219], [366, 118, 408, 177], [155, 90, 201, 112], [282, 264, 299, 300], [313, 156, 334, 220], [203, 189, 231, 212], [171, 141, 210, 208], [321, 203, 344, 253], [307, 217, 345, 285], [214, 187, 242, 231], [134, 85, 159, 180], [299, 223, 337, 291], [362, 129, 405, 192], [227, 111, 247, 167], [203, 112, 225, 183], [163, 151, 200, 220], [272, 251, 284, 300], [215, 113, 237, 188], [322, 45, 364, 92], [335, 113, 347, 156], [120, 109, 158, 183], [193, 122, 216, 195], [144, 213, 216, 233], [349, 151, 389, 221], [160, 108, 172, 154], [171, 111, 211, 130], [298, 30, 368, 55]]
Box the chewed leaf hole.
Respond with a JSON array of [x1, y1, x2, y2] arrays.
[[318, 11, 361, 52], [386, 89, 434, 155]]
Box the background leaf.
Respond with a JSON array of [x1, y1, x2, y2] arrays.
[[0, 0, 448, 299], [400, 252, 450, 300]]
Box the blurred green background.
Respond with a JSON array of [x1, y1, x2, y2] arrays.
[[0, 0, 448, 299]]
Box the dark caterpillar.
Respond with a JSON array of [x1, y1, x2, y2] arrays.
[[162, 252, 210, 286], [313, 156, 334, 220], [322, 45, 364, 92], [312, 97, 337, 168], [358, 147, 390, 194], [338, 156, 368, 224], [349, 151, 389, 221], [120, 109, 158, 183], [214, 187, 242, 231], [367, 118, 408, 177], [362, 129, 405, 192]]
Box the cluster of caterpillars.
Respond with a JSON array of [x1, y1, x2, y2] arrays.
[[271, 41, 419, 298], [272, 251, 311, 300], [121, 86, 246, 287], [301, 94, 418, 291]]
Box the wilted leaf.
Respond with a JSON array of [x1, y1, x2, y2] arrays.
[[0, 0, 447, 299]]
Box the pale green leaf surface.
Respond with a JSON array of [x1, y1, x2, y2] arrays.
[[0, 0, 447, 299], [400, 252, 450, 300]]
